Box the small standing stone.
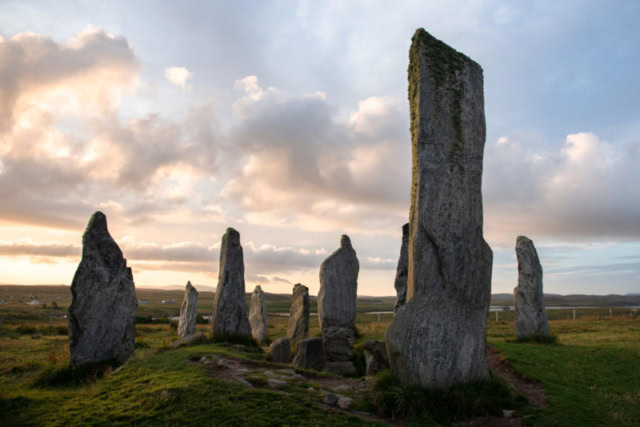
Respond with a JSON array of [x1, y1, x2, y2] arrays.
[[68, 212, 137, 366], [514, 236, 549, 339], [393, 223, 409, 313], [363, 340, 390, 376], [322, 327, 355, 362], [287, 283, 310, 343], [293, 337, 326, 371], [178, 281, 198, 338], [267, 337, 291, 363], [317, 235, 359, 331], [211, 228, 251, 337], [249, 285, 268, 344]]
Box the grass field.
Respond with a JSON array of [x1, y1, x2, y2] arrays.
[[1, 286, 639, 425]]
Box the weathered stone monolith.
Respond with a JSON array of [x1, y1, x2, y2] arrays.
[[267, 337, 291, 363], [317, 235, 359, 331], [68, 211, 137, 366], [211, 228, 251, 337], [287, 283, 309, 342], [514, 236, 548, 339], [393, 223, 409, 313], [385, 29, 493, 389], [363, 340, 390, 376], [178, 281, 198, 338], [293, 337, 326, 371], [249, 285, 268, 344]]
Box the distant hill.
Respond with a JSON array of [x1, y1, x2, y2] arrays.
[[2, 285, 639, 312]]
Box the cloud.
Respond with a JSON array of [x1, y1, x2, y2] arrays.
[[222, 76, 410, 234], [484, 132, 640, 244], [164, 66, 192, 87], [0, 240, 79, 257], [0, 29, 219, 229]]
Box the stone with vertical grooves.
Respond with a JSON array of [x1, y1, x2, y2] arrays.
[[393, 223, 409, 313], [267, 337, 291, 363], [178, 281, 198, 338], [211, 228, 251, 337], [287, 283, 310, 342], [317, 235, 359, 331], [293, 337, 325, 371], [249, 285, 268, 344], [514, 236, 549, 339], [68, 211, 137, 366], [385, 29, 493, 389]]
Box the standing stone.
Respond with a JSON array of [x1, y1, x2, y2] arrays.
[[393, 223, 409, 313], [293, 337, 326, 371], [178, 281, 198, 338], [211, 228, 251, 337], [317, 235, 359, 331], [68, 211, 137, 366], [287, 283, 310, 342], [385, 29, 493, 389], [363, 340, 390, 376], [249, 285, 268, 344], [267, 337, 291, 363], [514, 236, 548, 339]]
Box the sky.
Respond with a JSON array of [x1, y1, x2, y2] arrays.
[[0, 0, 639, 296]]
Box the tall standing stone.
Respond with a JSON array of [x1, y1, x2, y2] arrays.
[[249, 285, 268, 344], [317, 235, 359, 331], [393, 223, 409, 313], [287, 283, 310, 342], [385, 29, 493, 389], [211, 228, 251, 337], [178, 281, 198, 338], [68, 211, 137, 366], [514, 236, 548, 339]]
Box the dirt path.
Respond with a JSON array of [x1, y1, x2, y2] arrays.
[[192, 345, 546, 426], [487, 345, 547, 407]]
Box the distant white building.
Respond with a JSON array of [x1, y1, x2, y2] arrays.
[[161, 299, 176, 305]]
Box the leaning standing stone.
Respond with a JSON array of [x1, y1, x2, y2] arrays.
[[514, 236, 549, 339], [178, 281, 198, 338], [385, 29, 493, 389], [287, 283, 310, 342], [249, 285, 268, 344], [393, 223, 409, 313], [211, 228, 251, 337], [68, 211, 137, 366], [317, 235, 359, 331]]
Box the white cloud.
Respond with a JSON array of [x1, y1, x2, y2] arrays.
[[164, 66, 192, 87]]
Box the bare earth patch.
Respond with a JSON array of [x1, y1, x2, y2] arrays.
[[487, 345, 547, 407]]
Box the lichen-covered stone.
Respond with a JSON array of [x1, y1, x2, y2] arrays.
[[394, 223, 409, 313], [211, 228, 251, 337], [293, 337, 325, 371], [318, 235, 359, 331], [249, 285, 268, 344], [68, 211, 137, 366], [385, 29, 493, 389], [515, 236, 548, 339], [178, 281, 198, 338], [267, 337, 291, 363], [287, 283, 309, 342], [363, 340, 390, 376]]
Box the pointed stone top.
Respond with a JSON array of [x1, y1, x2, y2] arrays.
[[224, 227, 241, 245], [84, 211, 108, 237], [516, 236, 533, 246], [186, 281, 195, 290], [294, 283, 306, 289], [402, 223, 409, 234], [340, 235, 351, 248], [254, 285, 262, 293]]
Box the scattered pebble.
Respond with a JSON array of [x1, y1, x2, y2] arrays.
[[503, 409, 515, 418], [337, 397, 354, 410], [199, 356, 207, 363], [324, 393, 339, 407], [267, 379, 288, 389], [263, 371, 274, 376]]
